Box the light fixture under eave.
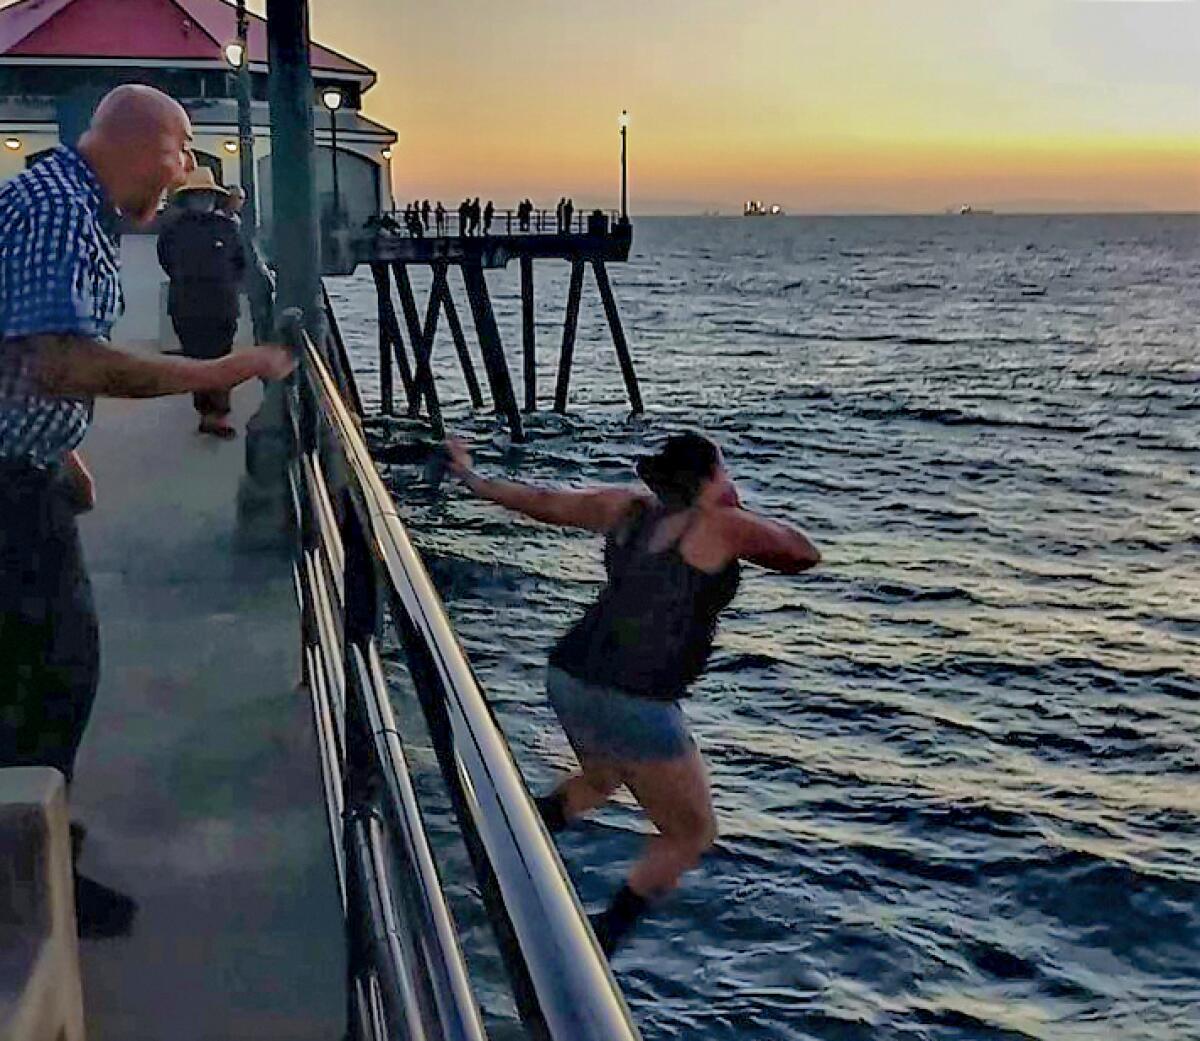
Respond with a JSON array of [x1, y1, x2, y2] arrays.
[[618, 109, 629, 129], [223, 140, 239, 154], [381, 147, 392, 160], [223, 40, 245, 68], [4, 137, 21, 151], [321, 88, 343, 112]]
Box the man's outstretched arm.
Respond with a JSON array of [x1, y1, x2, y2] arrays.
[[26, 335, 294, 399]]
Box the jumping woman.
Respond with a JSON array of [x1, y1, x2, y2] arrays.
[[446, 433, 821, 955]]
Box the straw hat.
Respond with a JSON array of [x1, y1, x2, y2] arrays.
[[174, 166, 229, 196]]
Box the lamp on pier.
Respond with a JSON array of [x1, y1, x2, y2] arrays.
[[618, 109, 629, 223], [223, 0, 256, 234], [381, 146, 395, 211], [321, 87, 344, 224]]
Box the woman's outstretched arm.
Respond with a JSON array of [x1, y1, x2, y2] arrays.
[[448, 439, 643, 533]]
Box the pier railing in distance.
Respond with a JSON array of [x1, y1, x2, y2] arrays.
[[284, 313, 641, 1041], [380, 207, 623, 239]]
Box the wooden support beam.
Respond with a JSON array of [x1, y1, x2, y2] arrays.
[[414, 267, 446, 439], [433, 263, 484, 409], [461, 262, 525, 442], [392, 262, 440, 421], [371, 267, 393, 415], [370, 262, 417, 414], [591, 260, 644, 414], [554, 260, 585, 414], [520, 256, 536, 412]]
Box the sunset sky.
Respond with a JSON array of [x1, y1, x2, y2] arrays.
[[253, 2, 1193, 213]]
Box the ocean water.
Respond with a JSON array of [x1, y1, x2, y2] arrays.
[[327, 214, 1200, 1041]]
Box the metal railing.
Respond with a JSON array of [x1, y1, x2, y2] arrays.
[[376, 207, 623, 239], [285, 312, 641, 1041]]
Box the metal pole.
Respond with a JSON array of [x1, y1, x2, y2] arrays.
[[267, 0, 323, 336], [619, 111, 628, 222], [234, 0, 257, 233], [330, 109, 341, 223], [237, 0, 324, 550]]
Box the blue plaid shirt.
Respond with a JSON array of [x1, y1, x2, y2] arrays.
[[0, 146, 123, 468]]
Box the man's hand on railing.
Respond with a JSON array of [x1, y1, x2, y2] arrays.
[[219, 344, 297, 385]]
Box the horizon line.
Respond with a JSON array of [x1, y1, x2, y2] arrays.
[[628, 209, 1200, 219]]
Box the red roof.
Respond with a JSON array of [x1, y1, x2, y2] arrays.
[[0, 0, 372, 79]]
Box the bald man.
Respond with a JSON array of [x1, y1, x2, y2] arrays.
[[0, 84, 292, 937]]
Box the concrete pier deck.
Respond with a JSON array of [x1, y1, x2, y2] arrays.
[[69, 386, 345, 1039]]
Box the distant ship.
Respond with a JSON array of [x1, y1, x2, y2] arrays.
[[744, 200, 784, 217], [958, 204, 995, 215]]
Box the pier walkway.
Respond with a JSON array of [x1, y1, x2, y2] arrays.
[[68, 385, 344, 1039]]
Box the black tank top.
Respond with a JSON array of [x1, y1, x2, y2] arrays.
[[550, 502, 741, 701]]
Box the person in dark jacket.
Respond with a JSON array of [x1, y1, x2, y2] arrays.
[[157, 167, 246, 438], [446, 433, 821, 956]]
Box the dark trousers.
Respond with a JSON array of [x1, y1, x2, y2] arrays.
[[172, 314, 237, 418], [0, 463, 100, 782]]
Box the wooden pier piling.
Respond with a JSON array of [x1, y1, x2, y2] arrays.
[[520, 255, 536, 412], [593, 259, 643, 414], [370, 262, 417, 415], [461, 262, 525, 441], [358, 216, 638, 438], [432, 263, 484, 408], [554, 260, 585, 414]]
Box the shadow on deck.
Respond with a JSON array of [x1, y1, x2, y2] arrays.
[[69, 386, 345, 1040]]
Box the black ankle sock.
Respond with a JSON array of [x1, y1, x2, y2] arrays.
[[590, 883, 651, 957], [534, 790, 569, 834]]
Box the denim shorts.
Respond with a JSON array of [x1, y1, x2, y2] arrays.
[[546, 667, 694, 762]]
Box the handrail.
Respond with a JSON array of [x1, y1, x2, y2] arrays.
[[287, 319, 641, 1041]]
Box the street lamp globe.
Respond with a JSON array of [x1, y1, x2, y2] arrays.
[[321, 88, 343, 112], [381, 147, 392, 160], [223, 41, 245, 68], [618, 109, 629, 130]]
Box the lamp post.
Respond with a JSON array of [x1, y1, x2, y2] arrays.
[[224, 0, 257, 234], [321, 87, 343, 225], [381, 146, 394, 212], [618, 109, 629, 223]]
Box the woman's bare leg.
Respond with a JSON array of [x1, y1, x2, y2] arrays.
[[589, 745, 716, 954], [537, 754, 623, 832], [623, 745, 717, 897]]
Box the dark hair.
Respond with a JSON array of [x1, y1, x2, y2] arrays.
[[635, 433, 721, 508]]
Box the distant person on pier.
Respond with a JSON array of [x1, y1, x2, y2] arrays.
[[445, 433, 821, 956], [556, 196, 566, 233], [157, 167, 248, 439], [421, 198, 431, 231], [435, 200, 446, 234], [410, 199, 424, 238], [470, 197, 482, 236], [517, 198, 531, 232], [221, 185, 246, 227], [0, 84, 293, 939], [457, 197, 470, 236], [483, 199, 495, 236], [403, 201, 415, 234], [563, 197, 575, 233]]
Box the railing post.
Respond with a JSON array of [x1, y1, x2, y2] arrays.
[[340, 490, 381, 1041]]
